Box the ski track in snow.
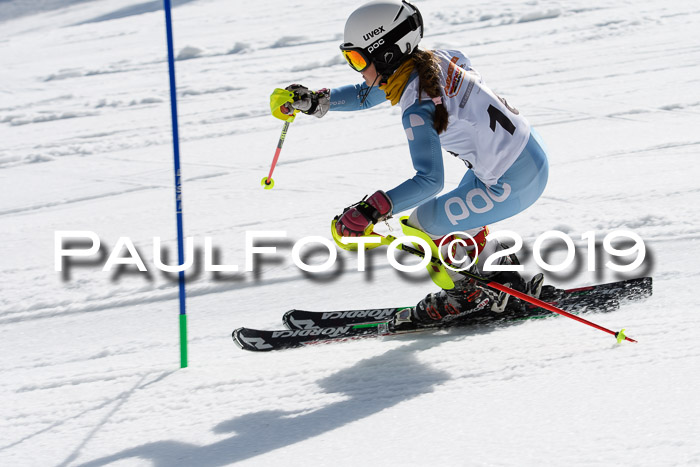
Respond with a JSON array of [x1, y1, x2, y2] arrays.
[[1, 1, 700, 466]]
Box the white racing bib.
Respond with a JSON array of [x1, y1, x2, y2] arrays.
[[399, 50, 531, 187]]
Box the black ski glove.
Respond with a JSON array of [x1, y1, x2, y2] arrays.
[[284, 84, 330, 118]]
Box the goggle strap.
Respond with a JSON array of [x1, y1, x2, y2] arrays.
[[370, 12, 421, 55]]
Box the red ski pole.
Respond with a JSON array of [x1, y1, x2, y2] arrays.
[[481, 280, 636, 343], [261, 119, 293, 190]]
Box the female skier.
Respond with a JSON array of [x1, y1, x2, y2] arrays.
[[274, 0, 549, 327]]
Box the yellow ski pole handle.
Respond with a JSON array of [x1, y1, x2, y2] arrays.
[[270, 88, 298, 122]]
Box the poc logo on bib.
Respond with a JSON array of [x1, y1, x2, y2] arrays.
[[445, 184, 512, 225]]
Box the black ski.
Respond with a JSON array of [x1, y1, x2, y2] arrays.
[[232, 277, 651, 352], [283, 277, 652, 330]]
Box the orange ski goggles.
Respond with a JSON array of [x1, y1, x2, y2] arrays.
[[340, 47, 371, 72]]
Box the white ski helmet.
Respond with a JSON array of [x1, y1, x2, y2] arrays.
[[340, 0, 423, 77]]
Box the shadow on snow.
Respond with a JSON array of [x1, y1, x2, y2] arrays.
[[78, 339, 453, 466]]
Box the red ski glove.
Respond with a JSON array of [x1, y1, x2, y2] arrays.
[[335, 191, 393, 237]]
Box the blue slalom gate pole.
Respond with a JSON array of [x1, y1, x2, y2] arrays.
[[163, 0, 188, 368]]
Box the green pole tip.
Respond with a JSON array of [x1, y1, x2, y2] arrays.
[[179, 313, 188, 368], [615, 329, 627, 344]]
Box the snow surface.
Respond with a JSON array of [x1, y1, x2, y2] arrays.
[[1, 0, 700, 465]]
